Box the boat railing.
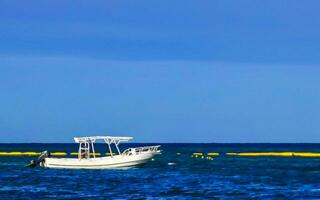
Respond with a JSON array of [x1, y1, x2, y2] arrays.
[[122, 145, 161, 156]]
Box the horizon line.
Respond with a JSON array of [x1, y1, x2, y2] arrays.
[[1, 142, 320, 144]]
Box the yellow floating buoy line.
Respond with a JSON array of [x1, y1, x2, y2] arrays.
[[191, 152, 204, 158], [1, 151, 320, 158], [189, 152, 320, 158], [0, 152, 67, 156], [225, 152, 320, 157], [0, 152, 95, 156], [0, 152, 41, 156], [208, 152, 219, 156], [293, 152, 320, 157], [226, 152, 294, 157], [50, 152, 67, 156], [206, 152, 219, 160], [191, 152, 219, 160]]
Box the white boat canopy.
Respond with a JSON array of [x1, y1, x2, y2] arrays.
[[73, 136, 133, 159], [74, 136, 133, 143]]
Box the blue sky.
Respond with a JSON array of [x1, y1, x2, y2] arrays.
[[0, 1, 320, 142]]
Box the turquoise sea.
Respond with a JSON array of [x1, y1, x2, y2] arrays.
[[1, 143, 320, 199]]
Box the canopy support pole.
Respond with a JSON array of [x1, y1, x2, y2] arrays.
[[115, 141, 121, 155], [91, 140, 95, 158], [78, 142, 82, 159], [86, 141, 90, 158], [106, 139, 113, 157]]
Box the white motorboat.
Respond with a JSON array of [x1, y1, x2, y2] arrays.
[[30, 136, 160, 169]]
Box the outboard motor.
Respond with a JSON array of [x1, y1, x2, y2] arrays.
[[25, 151, 49, 168]]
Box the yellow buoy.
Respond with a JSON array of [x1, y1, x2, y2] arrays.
[[50, 152, 67, 156], [0, 152, 41, 156], [224, 152, 320, 157], [23, 152, 41, 156], [237, 152, 294, 157], [0, 152, 21, 156], [207, 152, 219, 156], [293, 152, 320, 157]]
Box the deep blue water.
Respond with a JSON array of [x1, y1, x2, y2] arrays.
[[1, 143, 320, 199]]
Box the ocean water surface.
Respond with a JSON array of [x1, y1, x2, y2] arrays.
[[0, 143, 320, 199]]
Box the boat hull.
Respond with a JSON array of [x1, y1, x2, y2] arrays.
[[41, 153, 155, 169]]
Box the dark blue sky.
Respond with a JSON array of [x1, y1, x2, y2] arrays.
[[0, 1, 320, 142]]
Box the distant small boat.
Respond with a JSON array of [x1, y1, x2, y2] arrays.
[[27, 136, 160, 169]]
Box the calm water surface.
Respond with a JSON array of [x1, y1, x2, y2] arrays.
[[0, 143, 320, 199]]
